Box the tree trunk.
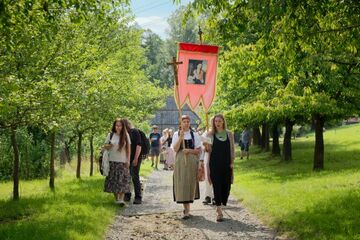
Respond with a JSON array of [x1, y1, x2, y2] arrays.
[[76, 132, 82, 179], [89, 134, 94, 177], [49, 131, 56, 190], [313, 114, 325, 171], [10, 127, 20, 200], [261, 123, 270, 152], [252, 127, 261, 146], [24, 141, 29, 179], [283, 118, 294, 161], [65, 141, 71, 163], [271, 124, 281, 155]]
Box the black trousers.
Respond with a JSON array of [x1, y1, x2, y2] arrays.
[[125, 157, 142, 200]]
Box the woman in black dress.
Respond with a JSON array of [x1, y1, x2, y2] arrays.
[[204, 114, 235, 221]]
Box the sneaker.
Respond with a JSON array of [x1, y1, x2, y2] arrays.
[[202, 196, 211, 205], [124, 194, 131, 202], [133, 198, 142, 204], [115, 200, 125, 207]]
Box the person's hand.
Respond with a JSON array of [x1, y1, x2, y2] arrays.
[[125, 161, 130, 168], [183, 149, 190, 155], [230, 163, 234, 169], [198, 161, 204, 169], [104, 143, 113, 150], [132, 159, 138, 167], [179, 129, 184, 139]]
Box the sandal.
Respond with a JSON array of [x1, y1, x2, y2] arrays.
[[182, 210, 190, 220], [216, 208, 223, 222]]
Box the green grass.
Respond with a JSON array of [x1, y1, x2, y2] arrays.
[[232, 124, 360, 240], [0, 159, 154, 240]]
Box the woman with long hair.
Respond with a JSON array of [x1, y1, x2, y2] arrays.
[[103, 118, 131, 206], [172, 115, 202, 219], [204, 114, 235, 222]]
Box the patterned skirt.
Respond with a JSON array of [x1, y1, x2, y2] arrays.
[[104, 162, 130, 193]]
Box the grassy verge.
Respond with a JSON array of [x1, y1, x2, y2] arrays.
[[232, 124, 360, 240], [0, 159, 153, 240]]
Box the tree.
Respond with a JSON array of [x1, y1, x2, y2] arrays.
[[186, 0, 360, 170]]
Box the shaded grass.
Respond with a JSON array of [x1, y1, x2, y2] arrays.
[[232, 124, 360, 240], [0, 159, 153, 240]]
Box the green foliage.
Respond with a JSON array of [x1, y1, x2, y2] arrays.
[[0, 128, 49, 180], [0, 159, 153, 240], [0, 0, 168, 197], [232, 124, 360, 239]]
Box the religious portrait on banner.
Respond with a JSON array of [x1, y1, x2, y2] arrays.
[[176, 43, 219, 111], [187, 59, 207, 85]]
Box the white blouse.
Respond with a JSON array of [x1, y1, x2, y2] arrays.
[[104, 132, 131, 163], [171, 130, 201, 150]]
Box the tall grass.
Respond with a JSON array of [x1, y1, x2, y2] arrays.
[[0, 159, 153, 240], [232, 124, 360, 240]]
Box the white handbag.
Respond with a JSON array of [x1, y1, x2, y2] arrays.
[[102, 150, 110, 176]]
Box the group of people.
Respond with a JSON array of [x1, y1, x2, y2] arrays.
[[148, 126, 175, 170], [102, 114, 250, 222], [103, 118, 143, 206]]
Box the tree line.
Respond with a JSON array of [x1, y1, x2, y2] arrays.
[[0, 0, 167, 200], [180, 0, 360, 169]]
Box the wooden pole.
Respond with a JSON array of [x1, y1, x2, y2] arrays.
[[167, 56, 187, 164], [205, 111, 209, 131]]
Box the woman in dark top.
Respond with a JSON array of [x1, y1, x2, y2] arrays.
[[204, 114, 235, 222]]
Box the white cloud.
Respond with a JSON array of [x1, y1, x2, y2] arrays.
[[135, 16, 168, 39]]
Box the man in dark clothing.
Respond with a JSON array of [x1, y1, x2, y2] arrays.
[[149, 125, 161, 170], [123, 119, 143, 204]]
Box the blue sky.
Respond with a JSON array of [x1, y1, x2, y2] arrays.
[[131, 0, 191, 39]]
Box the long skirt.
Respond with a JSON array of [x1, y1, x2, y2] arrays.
[[104, 162, 130, 193], [173, 151, 200, 203], [165, 147, 175, 166]]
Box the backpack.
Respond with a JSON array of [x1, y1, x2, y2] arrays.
[[137, 129, 150, 158], [99, 132, 114, 175]]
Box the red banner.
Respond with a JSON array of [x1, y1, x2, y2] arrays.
[[176, 43, 219, 111]]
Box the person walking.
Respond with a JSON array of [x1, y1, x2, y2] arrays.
[[172, 115, 202, 220], [123, 119, 143, 204], [201, 129, 214, 205], [103, 118, 131, 206], [165, 129, 175, 170], [204, 114, 235, 222], [241, 126, 251, 159], [149, 125, 161, 169]]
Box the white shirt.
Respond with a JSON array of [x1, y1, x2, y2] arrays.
[[171, 130, 201, 150], [104, 132, 131, 163]]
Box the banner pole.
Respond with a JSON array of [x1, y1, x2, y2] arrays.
[[168, 56, 186, 165], [205, 110, 209, 132]]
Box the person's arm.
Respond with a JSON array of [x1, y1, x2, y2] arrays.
[[183, 132, 202, 155], [126, 134, 131, 167], [172, 131, 182, 152], [183, 147, 201, 155], [149, 133, 153, 143], [103, 133, 112, 150], [229, 131, 235, 168], [133, 130, 142, 166]]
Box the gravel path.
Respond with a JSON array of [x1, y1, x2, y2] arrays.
[[105, 169, 278, 240]]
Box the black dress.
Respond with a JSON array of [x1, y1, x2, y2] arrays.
[[209, 134, 232, 206]]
